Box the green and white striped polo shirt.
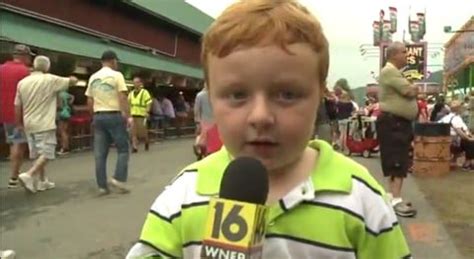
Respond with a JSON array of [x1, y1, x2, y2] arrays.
[[127, 140, 411, 259]]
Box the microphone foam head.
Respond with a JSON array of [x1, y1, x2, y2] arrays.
[[219, 157, 269, 205]]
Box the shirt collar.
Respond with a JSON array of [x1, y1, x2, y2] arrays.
[[7, 60, 24, 65], [195, 140, 353, 198], [386, 62, 397, 69]]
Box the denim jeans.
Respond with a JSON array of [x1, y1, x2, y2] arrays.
[[93, 112, 130, 189]]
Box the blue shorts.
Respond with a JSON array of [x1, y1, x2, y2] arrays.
[[3, 124, 27, 144]]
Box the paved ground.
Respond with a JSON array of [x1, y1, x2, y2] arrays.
[[355, 156, 466, 259], [0, 139, 470, 258], [413, 168, 474, 258]]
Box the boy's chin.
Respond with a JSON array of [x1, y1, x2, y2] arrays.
[[254, 157, 295, 174]]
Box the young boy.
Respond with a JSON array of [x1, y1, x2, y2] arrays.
[[127, 1, 411, 258]]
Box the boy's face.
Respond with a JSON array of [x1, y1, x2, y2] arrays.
[[208, 43, 322, 172]]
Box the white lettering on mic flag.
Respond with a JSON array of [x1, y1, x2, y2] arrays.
[[183, 240, 356, 259], [203, 246, 247, 259]]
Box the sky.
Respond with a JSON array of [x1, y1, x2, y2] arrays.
[[186, 0, 473, 89]]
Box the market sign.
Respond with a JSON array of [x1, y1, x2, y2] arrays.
[[380, 42, 427, 81]]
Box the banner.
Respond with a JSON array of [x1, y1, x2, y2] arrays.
[[410, 20, 420, 42], [379, 9, 385, 45], [389, 7, 397, 33], [373, 21, 381, 46], [417, 12, 426, 39], [380, 43, 427, 81], [382, 20, 392, 43]]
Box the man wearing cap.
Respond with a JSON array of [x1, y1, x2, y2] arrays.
[[86, 50, 132, 195], [0, 44, 33, 188]]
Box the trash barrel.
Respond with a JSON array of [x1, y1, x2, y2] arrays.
[[413, 123, 451, 177]]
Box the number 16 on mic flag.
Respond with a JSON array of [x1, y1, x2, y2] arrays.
[[201, 198, 268, 259]]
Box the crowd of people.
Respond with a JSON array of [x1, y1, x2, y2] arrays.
[[314, 42, 474, 219], [0, 43, 219, 258]]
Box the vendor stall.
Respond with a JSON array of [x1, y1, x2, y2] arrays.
[[444, 17, 474, 94]]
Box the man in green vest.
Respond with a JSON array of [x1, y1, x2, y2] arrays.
[[128, 76, 152, 153]]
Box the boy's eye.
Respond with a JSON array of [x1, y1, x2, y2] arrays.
[[228, 91, 248, 101], [277, 90, 300, 101]]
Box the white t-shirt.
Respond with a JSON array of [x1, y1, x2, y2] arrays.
[[85, 67, 127, 112], [438, 113, 468, 136], [15, 72, 70, 134], [351, 100, 360, 111]]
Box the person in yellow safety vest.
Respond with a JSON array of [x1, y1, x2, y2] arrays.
[[128, 76, 152, 153]]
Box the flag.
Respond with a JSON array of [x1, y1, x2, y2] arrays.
[[417, 12, 426, 39], [382, 20, 392, 42], [410, 20, 420, 42], [379, 9, 385, 44], [389, 7, 397, 33], [373, 21, 381, 46]]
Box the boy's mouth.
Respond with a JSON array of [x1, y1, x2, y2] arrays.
[[246, 140, 279, 156], [248, 141, 278, 145], [247, 138, 278, 146]]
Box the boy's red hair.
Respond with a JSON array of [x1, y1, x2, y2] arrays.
[[201, 0, 329, 87]]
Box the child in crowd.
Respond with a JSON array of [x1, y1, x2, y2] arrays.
[[127, 1, 410, 258]]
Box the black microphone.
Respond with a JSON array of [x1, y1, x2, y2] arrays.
[[201, 157, 269, 259]]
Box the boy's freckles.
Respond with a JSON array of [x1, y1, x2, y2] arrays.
[[208, 43, 322, 171]]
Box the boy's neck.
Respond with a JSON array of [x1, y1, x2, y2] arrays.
[[266, 147, 318, 204]]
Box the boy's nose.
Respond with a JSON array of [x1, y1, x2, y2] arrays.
[[248, 95, 275, 130]]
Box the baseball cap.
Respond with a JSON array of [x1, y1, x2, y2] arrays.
[[13, 44, 35, 56], [101, 50, 119, 61]]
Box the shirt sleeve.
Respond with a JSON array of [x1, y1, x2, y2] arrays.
[[381, 67, 413, 97], [168, 101, 176, 118], [352, 101, 360, 111], [50, 74, 71, 92], [144, 90, 152, 105], [126, 181, 184, 258], [21, 66, 30, 78], [14, 85, 22, 106], [116, 73, 128, 92], [452, 116, 468, 132], [194, 94, 202, 122], [85, 78, 93, 97], [355, 195, 412, 259]]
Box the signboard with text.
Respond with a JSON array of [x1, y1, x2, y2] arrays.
[[380, 42, 428, 81]]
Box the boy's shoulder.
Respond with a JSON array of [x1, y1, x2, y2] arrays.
[[170, 148, 230, 196], [172, 141, 386, 199], [309, 140, 386, 197]]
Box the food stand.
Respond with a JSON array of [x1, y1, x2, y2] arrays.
[[444, 17, 474, 95]]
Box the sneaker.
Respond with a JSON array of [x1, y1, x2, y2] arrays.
[[98, 188, 110, 196], [18, 173, 37, 193], [57, 149, 70, 156], [7, 178, 19, 189], [461, 164, 474, 171], [393, 202, 417, 217], [110, 178, 130, 194], [0, 249, 16, 259], [37, 179, 55, 192]]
